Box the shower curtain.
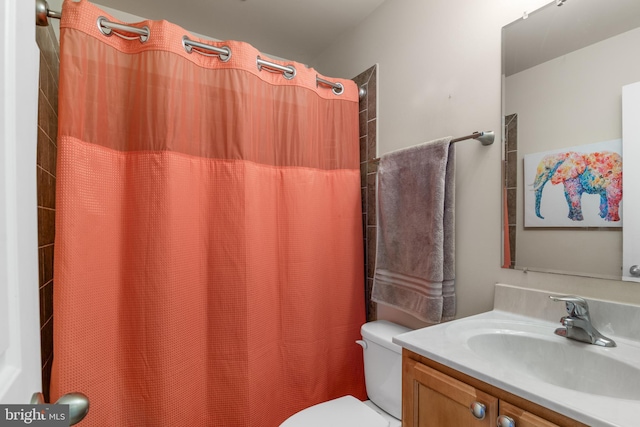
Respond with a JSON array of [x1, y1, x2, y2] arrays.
[[50, 1, 366, 425]]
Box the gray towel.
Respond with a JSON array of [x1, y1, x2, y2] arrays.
[[372, 137, 456, 323]]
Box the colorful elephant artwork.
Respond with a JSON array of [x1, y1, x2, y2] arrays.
[[532, 150, 622, 222]]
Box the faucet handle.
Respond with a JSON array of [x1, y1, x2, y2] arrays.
[[559, 316, 572, 327], [549, 295, 590, 318]]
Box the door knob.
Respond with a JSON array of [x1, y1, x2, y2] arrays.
[[31, 392, 90, 426]]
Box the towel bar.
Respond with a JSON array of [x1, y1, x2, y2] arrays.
[[368, 131, 494, 163]]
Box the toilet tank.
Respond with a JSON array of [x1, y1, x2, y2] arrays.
[[360, 320, 411, 420]]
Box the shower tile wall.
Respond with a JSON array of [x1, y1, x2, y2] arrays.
[[352, 65, 377, 322], [504, 114, 517, 268], [36, 24, 59, 403]]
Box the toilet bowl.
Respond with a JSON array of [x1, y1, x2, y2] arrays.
[[280, 320, 411, 427]]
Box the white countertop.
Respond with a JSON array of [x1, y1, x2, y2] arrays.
[[392, 285, 640, 427]]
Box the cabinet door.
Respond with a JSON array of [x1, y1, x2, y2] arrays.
[[403, 358, 498, 427], [499, 401, 560, 427]]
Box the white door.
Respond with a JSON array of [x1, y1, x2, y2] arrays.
[[0, 0, 43, 403], [622, 82, 640, 282]]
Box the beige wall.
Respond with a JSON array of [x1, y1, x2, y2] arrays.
[[311, 0, 640, 329]]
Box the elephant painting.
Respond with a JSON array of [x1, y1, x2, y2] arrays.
[[532, 151, 622, 222]]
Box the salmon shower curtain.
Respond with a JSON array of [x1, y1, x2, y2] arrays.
[[50, 1, 366, 425]]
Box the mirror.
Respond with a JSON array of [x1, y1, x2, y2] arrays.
[[501, 0, 640, 279]]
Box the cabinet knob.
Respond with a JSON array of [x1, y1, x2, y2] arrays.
[[497, 414, 515, 427], [630, 265, 640, 277], [469, 401, 486, 420]]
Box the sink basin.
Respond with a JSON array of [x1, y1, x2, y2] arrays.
[[466, 331, 640, 400]]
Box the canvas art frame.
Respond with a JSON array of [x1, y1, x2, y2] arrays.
[[523, 139, 623, 228]]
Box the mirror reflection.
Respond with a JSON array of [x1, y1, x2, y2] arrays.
[[501, 0, 640, 278]]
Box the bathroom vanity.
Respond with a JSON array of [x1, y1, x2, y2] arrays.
[[393, 284, 640, 427], [401, 349, 584, 426]]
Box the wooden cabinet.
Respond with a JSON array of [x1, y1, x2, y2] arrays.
[[403, 357, 497, 426], [403, 349, 587, 427], [499, 401, 559, 427]]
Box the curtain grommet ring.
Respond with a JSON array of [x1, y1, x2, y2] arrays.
[[218, 46, 231, 62], [97, 16, 112, 37], [257, 55, 296, 80], [283, 67, 296, 80], [97, 16, 149, 43], [183, 36, 232, 62], [139, 26, 150, 43], [182, 35, 193, 53]]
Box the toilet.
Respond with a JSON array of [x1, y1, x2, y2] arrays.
[[280, 320, 411, 427]]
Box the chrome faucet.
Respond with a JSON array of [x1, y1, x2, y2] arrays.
[[549, 295, 616, 347]]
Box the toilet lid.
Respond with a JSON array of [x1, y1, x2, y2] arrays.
[[280, 395, 389, 427]]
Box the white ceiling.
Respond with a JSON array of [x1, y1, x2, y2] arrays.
[[85, 0, 386, 64]]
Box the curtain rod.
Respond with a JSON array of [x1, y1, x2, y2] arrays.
[[35, 0, 354, 97], [369, 131, 494, 163]]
